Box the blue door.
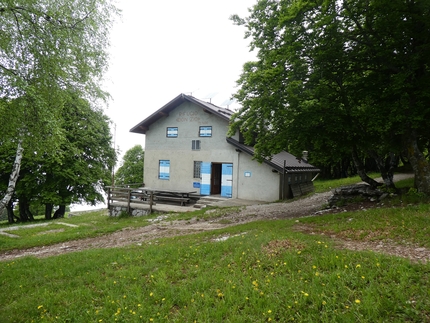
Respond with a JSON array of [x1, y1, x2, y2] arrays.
[[221, 163, 233, 198], [200, 162, 211, 195]]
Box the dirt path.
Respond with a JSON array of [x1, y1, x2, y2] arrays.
[[0, 191, 332, 261], [1, 173, 428, 263]]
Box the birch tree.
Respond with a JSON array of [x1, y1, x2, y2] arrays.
[[0, 0, 119, 214]]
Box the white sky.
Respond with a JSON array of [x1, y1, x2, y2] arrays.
[[103, 0, 257, 161]]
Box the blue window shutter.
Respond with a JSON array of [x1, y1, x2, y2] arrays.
[[221, 163, 233, 198], [200, 162, 211, 195]]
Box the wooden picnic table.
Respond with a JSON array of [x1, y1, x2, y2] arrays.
[[138, 188, 197, 206]]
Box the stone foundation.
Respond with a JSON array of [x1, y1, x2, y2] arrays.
[[109, 205, 151, 217]]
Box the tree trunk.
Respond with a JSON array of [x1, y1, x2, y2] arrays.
[[404, 131, 430, 193], [368, 150, 396, 189], [351, 146, 382, 188], [45, 203, 53, 220], [18, 196, 35, 222], [53, 205, 66, 219], [6, 200, 15, 224], [18, 199, 29, 222], [26, 204, 34, 221], [0, 141, 23, 216]]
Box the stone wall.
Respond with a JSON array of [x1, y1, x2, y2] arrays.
[[109, 205, 151, 217]]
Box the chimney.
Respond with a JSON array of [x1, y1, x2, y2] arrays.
[[302, 151, 308, 162]]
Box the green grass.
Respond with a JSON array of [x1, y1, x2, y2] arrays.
[[0, 207, 252, 252], [1, 212, 430, 322], [1, 175, 430, 322], [299, 204, 430, 248], [0, 210, 170, 251], [313, 173, 379, 193]]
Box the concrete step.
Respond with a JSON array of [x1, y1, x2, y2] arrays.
[[193, 196, 229, 208], [198, 197, 228, 203]]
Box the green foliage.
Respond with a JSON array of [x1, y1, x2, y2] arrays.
[[0, 0, 120, 214], [230, 0, 430, 189], [0, 0, 119, 144], [0, 92, 116, 220], [115, 145, 145, 186]]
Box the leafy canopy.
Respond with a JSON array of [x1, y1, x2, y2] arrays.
[[0, 0, 119, 151], [115, 145, 145, 186], [230, 0, 430, 175]]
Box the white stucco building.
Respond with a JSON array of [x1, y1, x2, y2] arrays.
[[130, 93, 319, 202]]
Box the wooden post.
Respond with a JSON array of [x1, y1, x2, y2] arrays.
[[127, 189, 131, 214], [107, 187, 111, 209], [149, 191, 153, 214]]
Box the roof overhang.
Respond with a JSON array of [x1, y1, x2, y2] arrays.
[[226, 137, 320, 173], [130, 93, 233, 134]]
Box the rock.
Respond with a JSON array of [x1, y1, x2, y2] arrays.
[[328, 184, 384, 207]]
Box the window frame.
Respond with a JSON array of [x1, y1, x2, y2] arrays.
[[193, 161, 202, 179], [192, 140, 201, 150], [158, 160, 170, 180], [199, 126, 212, 137], [166, 127, 178, 138]]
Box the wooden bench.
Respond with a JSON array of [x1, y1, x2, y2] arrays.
[[154, 195, 190, 206]]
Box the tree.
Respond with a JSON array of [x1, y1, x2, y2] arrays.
[[230, 0, 430, 191], [114, 145, 145, 186], [1, 93, 116, 222], [35, 94, 116, 219], [0, 0, 119, 214]]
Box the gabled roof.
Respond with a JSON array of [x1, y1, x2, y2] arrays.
[[226, 137, 320, 173], [130, 93, 234, 134]]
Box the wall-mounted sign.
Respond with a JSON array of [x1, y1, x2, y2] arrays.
[[244, 171, 252, 177], [193, 182, 201, 188]]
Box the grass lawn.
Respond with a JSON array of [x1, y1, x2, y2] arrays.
[[0, 175, 429, 322]]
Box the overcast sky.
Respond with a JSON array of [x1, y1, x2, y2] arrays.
[[103, 0, 257, 161]]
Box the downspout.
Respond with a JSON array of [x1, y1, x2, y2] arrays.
[[282, 160, 286, 200], [235, 150, 240, 199]]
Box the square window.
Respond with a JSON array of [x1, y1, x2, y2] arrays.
[[159, 160, 170, 180], [167, 127, 178, 138], [199, 126, 212, 137], [193, 161, 202, 178], [192, 140, 201, 150]]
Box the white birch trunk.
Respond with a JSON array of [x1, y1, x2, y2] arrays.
[[0, 141, 24, 215]]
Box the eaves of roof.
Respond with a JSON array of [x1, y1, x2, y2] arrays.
[[226, 137, 320, 173], [130, 93, 234, 134]]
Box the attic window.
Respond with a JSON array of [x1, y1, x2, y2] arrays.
[[166, 127, 178, 138], [199, 126, 212, 137]]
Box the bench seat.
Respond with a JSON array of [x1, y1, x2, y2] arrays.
[[154, 195, 190, 206]]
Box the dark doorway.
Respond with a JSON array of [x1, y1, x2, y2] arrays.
[[211, 163, 222, 194]]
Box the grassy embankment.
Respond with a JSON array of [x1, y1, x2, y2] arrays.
[[0, 174, 429, 322]]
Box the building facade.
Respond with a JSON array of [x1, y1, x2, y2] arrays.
[[130, 94, 319, 202]]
